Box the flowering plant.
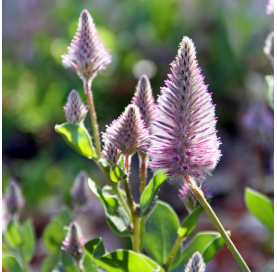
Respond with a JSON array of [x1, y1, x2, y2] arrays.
[[3, 8, 273, 272]]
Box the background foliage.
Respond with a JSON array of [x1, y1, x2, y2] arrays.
[[3, 0, 273, 271]]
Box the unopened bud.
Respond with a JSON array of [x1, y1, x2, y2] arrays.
[[128, 223, 134, 232], [71, 171, 89, 207], [62, 222, 84, 263], [5, 180, 25, 216], [135, 204, 141, 214], [184, 252, 206, 272]]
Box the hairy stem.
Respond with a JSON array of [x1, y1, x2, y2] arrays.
[[164, 235, 183, 271], [84, 81, 102, 159], [185, 176, 251, 272]]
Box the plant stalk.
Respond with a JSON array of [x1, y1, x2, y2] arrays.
[[185, 176, 251, 272], [84, 81, 102, 159], [164, 235, 183, 271], [139, 154, 147, 252], [123, 156, 140, 252]]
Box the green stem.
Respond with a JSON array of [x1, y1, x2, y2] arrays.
[[139, 155, 147, 252], [84, 81, 102, 159], [18, 247, 29, 272], [185, 176, 251, 272], [164, 236, 183, 271], [123, 156, 140, 253], [99, 165, 131, 219]]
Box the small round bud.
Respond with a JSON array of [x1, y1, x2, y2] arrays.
[[128, 223, 134, 232], [135, 204, 141, 214]]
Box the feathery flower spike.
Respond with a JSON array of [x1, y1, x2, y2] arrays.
[[184, 252, 206, 272], [62, 9, 112, 83], [148, 36, 221, 182], [71, 171, 90, 207], [179, 182, 212, 213], [132, 75, 156, 129], [62, 222, 84, 264], [64, 90, 88, 124], [102, 140, 121, 166], [102, 104, 149, 156], [5, 180, 25, 216]]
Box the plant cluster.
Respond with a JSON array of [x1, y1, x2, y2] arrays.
[[2, 7, 273, 272]]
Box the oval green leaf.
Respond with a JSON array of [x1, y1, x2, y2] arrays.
[[139, 170, 167, 218], [144, 201, 181, 266], [3, 255, 23, 272], [84, 238, 164, 272], [4, 221, 23, 248], [245, 187, 274, 233], [83, 254, 99, 272], [20, 219, 36, 262], [43, 220, 63, 253], [110, 165, 127, 183], [178, 197, 211, 238], [55, 122, 96, 160], [169, 231, 229, 272], [88, 179, 131, 237]]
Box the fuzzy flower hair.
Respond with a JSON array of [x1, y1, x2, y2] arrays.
[[132, 75, 155, 129], [71, 171, 90, 207], [5, 180, 25, 216], [64, 90, 88, 124], [148, 36, 221, 181], [102, 140, 121, 166], [62, 222, 84, 263], [62, 9, 112, 83], [102, 105, 149, 156], [184, 252, 206, 272], [179, 182, 211, 213]]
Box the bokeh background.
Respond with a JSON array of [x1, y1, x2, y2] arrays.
[[2, 0, 274, 271]]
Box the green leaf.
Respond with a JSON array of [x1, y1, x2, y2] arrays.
[[20, 219, 36, 262], [144, 201, 181, 266], [110, 165, 127, 182], [2, 255, 23, 272], [178, 198, 211, 238], [139, 170, 167, 218], [4, 221, 23, 248], [169, 231, 229, 272], [88, 179, 131, 237], [265, 75, 274, 110], [245, 187, 274, 233], [83, 254, 99, 272], [43, 220, 63, 252], [118, 155, 125, 168], [61, 251, 80, 272], [97, 158, 111, 177], [84, 238, 164, 272], [55, 122, 96, 160], [40, 253, 60, 272]]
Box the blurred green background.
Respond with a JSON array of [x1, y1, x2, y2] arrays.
[[3, 0, 274, 271]]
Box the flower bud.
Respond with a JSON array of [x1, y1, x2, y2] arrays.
[[64, 90, 88, 125], [102, 140, 121, 166], [71, 171, 89, 207], [184, 252, 206, 272], [5, 180, 25, 216], [62, 222, 84, 263]]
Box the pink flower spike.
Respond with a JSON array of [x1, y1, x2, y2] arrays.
[[148, 36, 221, 182], [62, 9, 111, 83]]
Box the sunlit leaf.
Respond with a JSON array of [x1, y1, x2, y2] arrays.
[[110, 165, 127, 183], [88, 179, 131, 237], [145, 201, 181, 266], [139, 170, 167, 218], [245, 188, 274, 233], [85, 238, 164, 272], [55, 122, 96, 160], [43, 220, 63, 253]]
